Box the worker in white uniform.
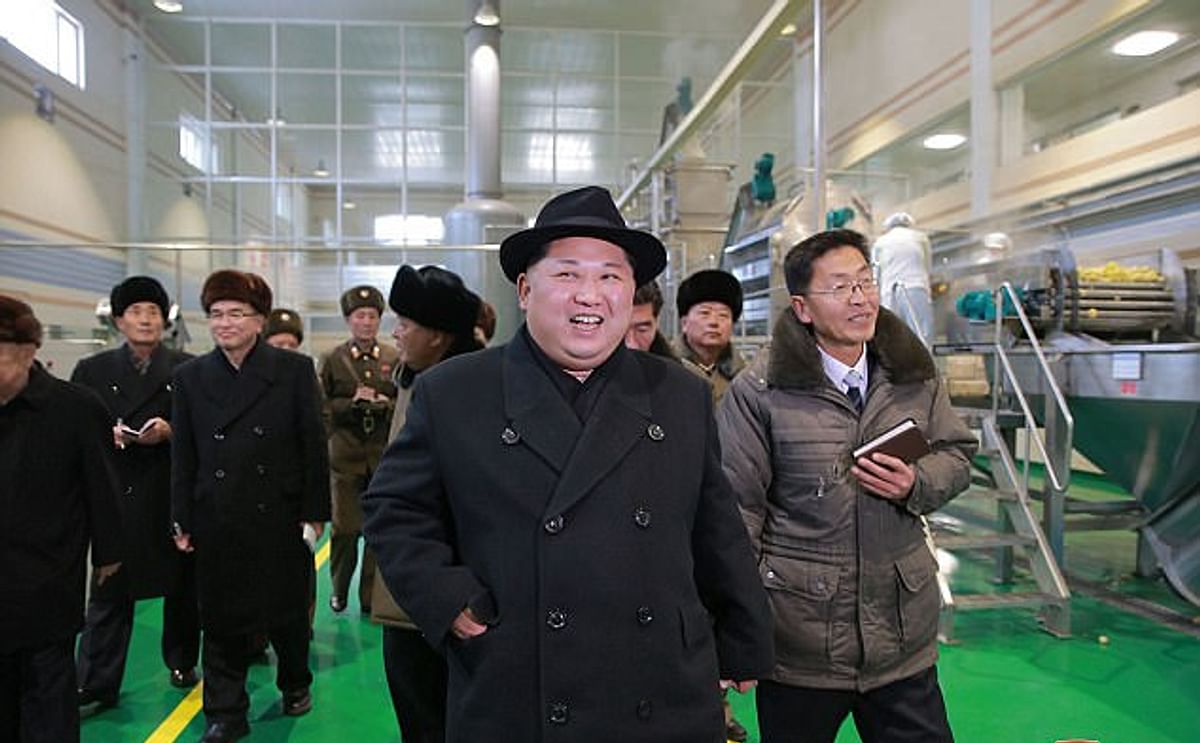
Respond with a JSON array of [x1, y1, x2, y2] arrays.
[[872, 212, 933, 343]]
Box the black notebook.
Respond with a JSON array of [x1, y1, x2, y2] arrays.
[[852, 418, 931, 463]]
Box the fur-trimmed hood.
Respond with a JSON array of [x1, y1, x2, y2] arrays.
[[766, 306, 935, 389]]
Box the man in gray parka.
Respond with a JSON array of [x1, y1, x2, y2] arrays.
[[717, 229, 976, 743]]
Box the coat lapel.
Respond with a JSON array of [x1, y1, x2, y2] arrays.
[[502, 337, 580, 474], [112, 345, 174, 420], [201, 343, 277, 431], [543, 348, 652, 518]]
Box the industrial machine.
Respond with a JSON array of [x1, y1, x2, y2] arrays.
[[934, 241, 1200, 608]]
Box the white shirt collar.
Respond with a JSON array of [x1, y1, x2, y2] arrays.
[[817, 343, 868, 394]]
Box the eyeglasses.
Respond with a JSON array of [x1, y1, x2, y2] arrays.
[[207, 309, 258, 321], [803, 277, 879, 300]]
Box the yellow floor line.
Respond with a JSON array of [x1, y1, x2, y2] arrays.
[[144, 539, 332, 743]]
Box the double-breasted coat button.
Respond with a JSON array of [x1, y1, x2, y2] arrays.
[[501, 427, 520, 445], [633, 507, 651, 528], [546, 609, 567, 630], [256, 503, 267, 513], [548, 702, 569, 725], [636, 699, 653, 720], [213, 431, 225, 441], [214, 469, 225, 480], [124, 485, 134, 496], [543, 515, 564, 535], [636, 606, 654, 626], [252, 425, 265, 437], [256, 464, 266, 476], [647, 423, 665, 441]]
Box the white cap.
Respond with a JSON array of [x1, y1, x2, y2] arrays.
[[982, 232, 1012, 251], [883, 212, 914, 230]]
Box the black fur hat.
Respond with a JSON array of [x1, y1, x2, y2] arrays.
[[388, 265, 481, 338], [111, 276, 170, 319], [676, 269, 743, 321]]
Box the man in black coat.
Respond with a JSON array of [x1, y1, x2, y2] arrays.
[[74, 276, 200, 709], [0, 295, 123, 743], [171, 271, 331, 743], [363, 186, 774, 743]]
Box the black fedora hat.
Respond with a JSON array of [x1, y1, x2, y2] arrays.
[[499, 186, 666, 285]]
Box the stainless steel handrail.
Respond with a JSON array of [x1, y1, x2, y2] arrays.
[[991, 281, 1075, 493]]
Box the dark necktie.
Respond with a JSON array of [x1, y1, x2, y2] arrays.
[[844, 370, 864, 413]]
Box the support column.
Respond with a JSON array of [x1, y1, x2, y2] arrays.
[[969, 0, 995, 221], [811, 0, 826, 231], [124, 23, 146, 270]]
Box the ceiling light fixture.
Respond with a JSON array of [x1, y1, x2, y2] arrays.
[[922, 133, 967, 150], [342, 201, 357, 210], [1111, 30, 1181, 57], [312, 160, 329, 177], [266, 108, 286, 126], [154, 0, 184, 12], [473, 0, 500, 27], [780, 23, 797, 36]]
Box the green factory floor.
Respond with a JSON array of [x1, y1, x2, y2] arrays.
[[81, 479, 1200, 743]]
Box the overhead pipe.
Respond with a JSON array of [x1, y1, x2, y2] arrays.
[[615, 0, 805, 209]]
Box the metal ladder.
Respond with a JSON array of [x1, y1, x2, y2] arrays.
[[933, 282, 1072, 642]]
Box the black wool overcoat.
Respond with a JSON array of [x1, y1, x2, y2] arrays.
[[171, 342, 330, 634], [0, 363, 123, 652], [71, 344, 193, 599], [363, 333, 773, 743]]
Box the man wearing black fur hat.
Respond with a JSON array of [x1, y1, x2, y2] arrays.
[[368, 264, 482, 743], [0, 295, 123, 743], [717, 230, 976, 743], [676, 268, 746, 404], [73, 276, 201, 711], [171, 270, 330, 743], [319, 285, 399, 615], [363, 186, 772, 743]]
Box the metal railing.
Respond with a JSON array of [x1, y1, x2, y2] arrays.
[[991, 281, 1075, 501]]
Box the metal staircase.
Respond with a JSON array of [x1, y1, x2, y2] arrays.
[[932, 283, 1072, 642]]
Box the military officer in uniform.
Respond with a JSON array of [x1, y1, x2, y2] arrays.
[[171, 271, 330, 742], [74, 276, 201, 710], [263, 309, 304, 351], [363, 186, 773, 743], [319, 286, 399, 614]]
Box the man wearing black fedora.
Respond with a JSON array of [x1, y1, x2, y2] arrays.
[[363, 185, 773, 743], [73, 276, 201, 710]]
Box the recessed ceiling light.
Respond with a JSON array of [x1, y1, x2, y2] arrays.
[[154, 0, 184, 12], [342, 201, 357, 210], [780, 23, 797, 36], [923, 133, 967, 150], [1111, 30, 1181, 57]]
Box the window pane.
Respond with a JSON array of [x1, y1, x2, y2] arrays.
[[278, 24, 334, 69], [343, 74, 403, 126], [211, 23, 269, 67], [343, 25, 402, 70]]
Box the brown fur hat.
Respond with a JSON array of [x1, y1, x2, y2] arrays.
[[0, 295, 43, 347], [200, 270, 272, 316]]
